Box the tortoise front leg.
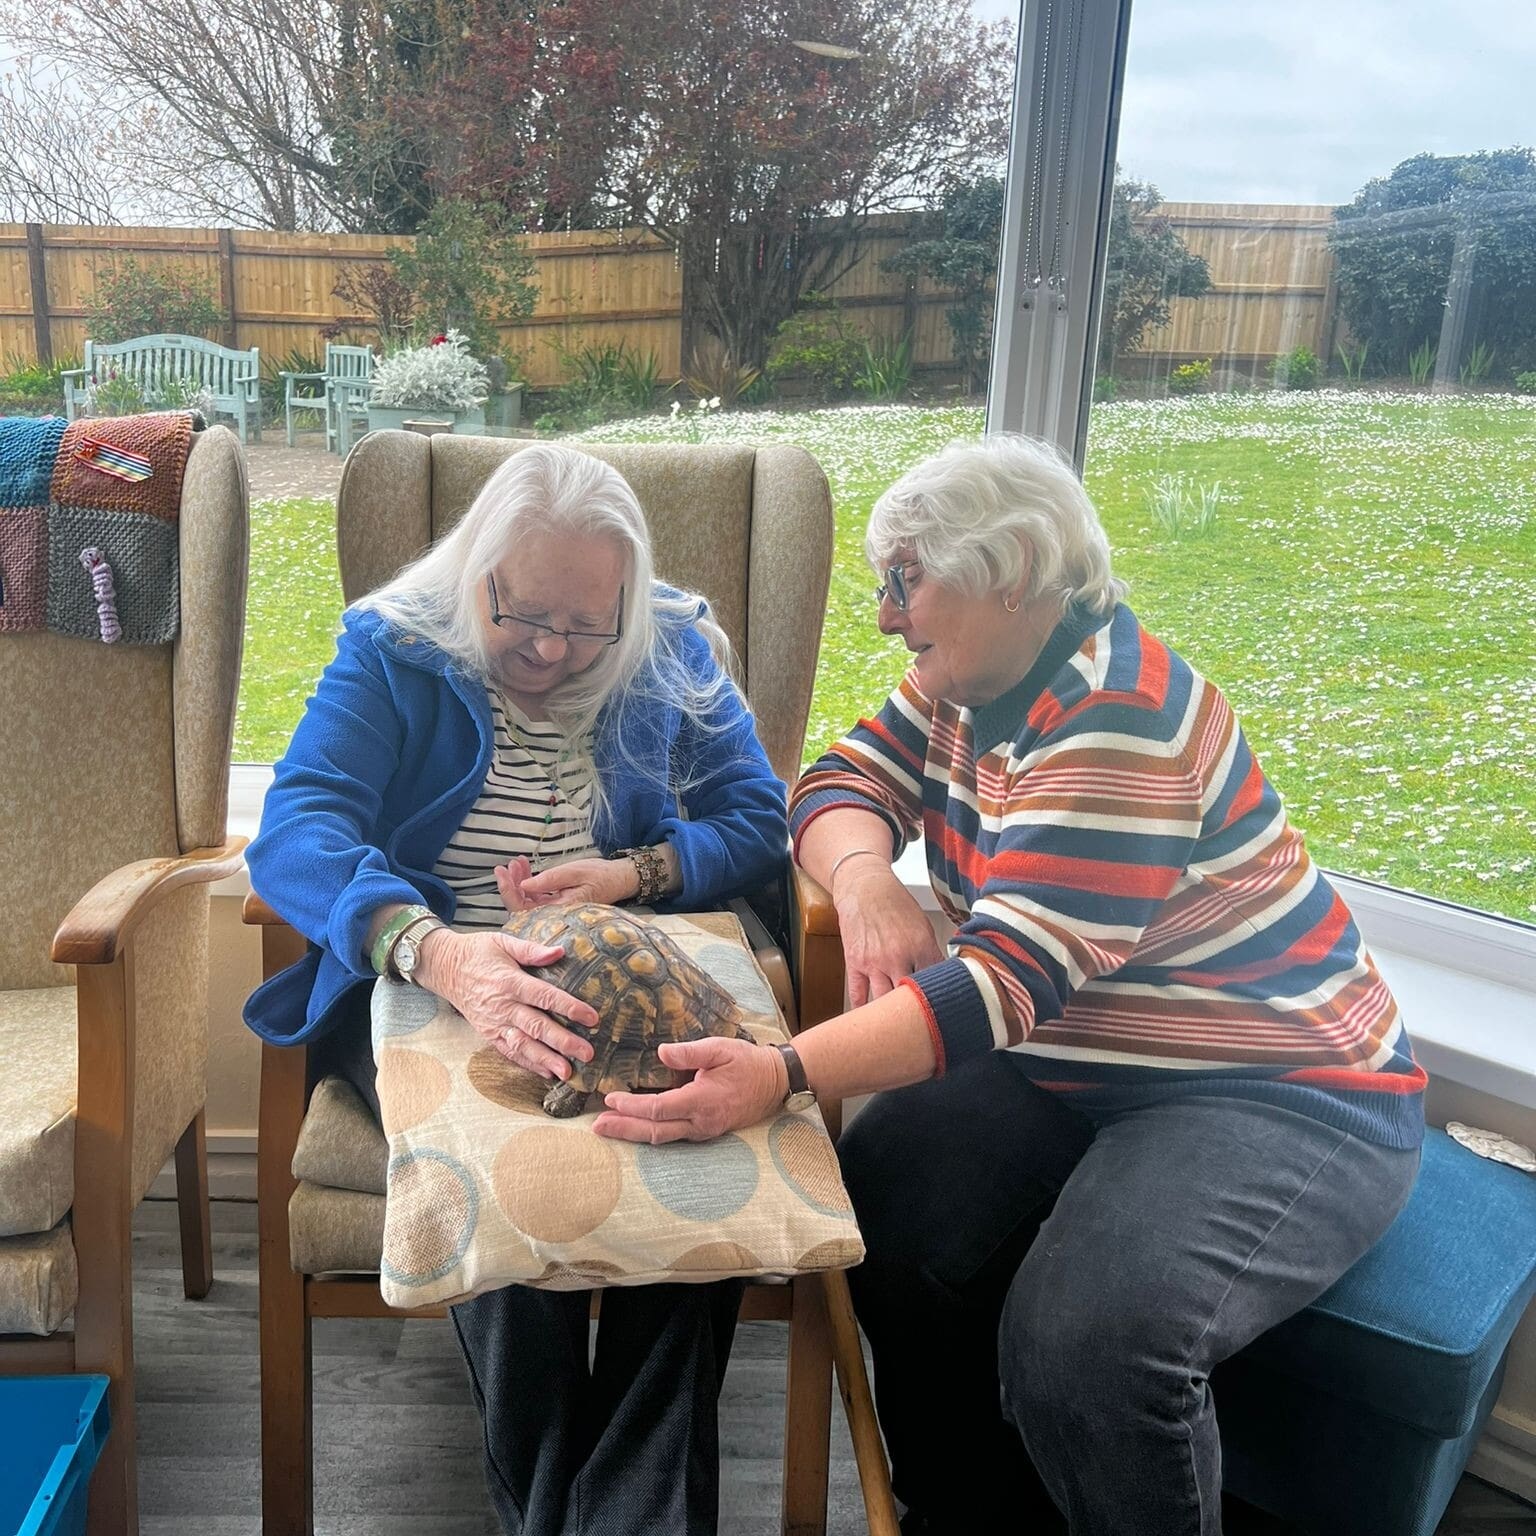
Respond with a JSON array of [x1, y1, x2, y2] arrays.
[[542, 1033, 621, 1118]]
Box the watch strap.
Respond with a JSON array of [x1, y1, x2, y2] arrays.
[[773, 1041, 810, 1099], [390, 913, 445, 982]]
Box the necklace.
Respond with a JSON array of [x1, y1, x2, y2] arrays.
[[497, 696, 587, 871]]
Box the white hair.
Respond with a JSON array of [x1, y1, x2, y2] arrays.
[[865, 433, 1126, 615], [354, 444, 738, 823]]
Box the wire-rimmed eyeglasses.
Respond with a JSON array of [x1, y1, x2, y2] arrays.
[[487, 573, 624, 648], [874, 560, 921, 612]]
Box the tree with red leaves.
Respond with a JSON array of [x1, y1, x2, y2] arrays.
[[400, 0, 1013, 370]]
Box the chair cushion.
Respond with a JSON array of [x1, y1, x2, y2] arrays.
[[1238, 1128, 1536, 1438], [289, 1182, 386, 1276], [292, 1075, 387, 1195], [0, 987, 77, 1237], [367, 912, 863, 1306], [0, 1218, 76, 1335]]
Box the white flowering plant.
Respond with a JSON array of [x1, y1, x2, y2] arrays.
[[369, 329, 490, 411]]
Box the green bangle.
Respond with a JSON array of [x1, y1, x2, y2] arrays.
[[370, 904, 432, 976]]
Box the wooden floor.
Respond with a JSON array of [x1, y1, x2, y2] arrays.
[[130, 1198, 1536, 1535]]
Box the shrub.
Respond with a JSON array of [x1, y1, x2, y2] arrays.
[[84, 258, 225, 342], [1331, 148, 1536, 375], [852, 333, 914, 402], [369, 330, 489, 411], [330, 263, 417, 346], [1168, 358, 1212, 395], [0, 354, 76, 414], [1407, 337, 1437, 387], [1269, 346, 1320, 390], [1093, 374, 1119, 403], [765, 295, 864, 401], [1513, 370, 1536, 394], [389, 199, 539, 364]]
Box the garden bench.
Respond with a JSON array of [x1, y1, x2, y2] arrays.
[[61, 334, 262, 443]]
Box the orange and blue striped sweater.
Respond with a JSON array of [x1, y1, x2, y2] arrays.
[[789, 602, 1426, 1149]]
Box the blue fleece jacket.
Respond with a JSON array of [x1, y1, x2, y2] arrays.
[[243, 603, 787, 1046]]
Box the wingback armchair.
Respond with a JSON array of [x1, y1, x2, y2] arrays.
[[0, 423, 250, 1535], [243, 432, 898, 1536]]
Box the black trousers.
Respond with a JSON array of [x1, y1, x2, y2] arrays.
[[314, 998, 744, 1535], [838, 1055, 1419, 1536]]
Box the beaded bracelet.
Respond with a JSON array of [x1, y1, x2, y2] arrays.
[[612, 845, 670, 905]]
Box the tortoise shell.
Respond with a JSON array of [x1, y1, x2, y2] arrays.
[[502, 901, 747, 1116]]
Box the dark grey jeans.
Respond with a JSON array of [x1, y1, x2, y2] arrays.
[[838, 1055, 1421, 1536], [313, 999, 743, 1535]]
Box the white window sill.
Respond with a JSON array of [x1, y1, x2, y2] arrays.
[[223, 763, 1536, 1109]]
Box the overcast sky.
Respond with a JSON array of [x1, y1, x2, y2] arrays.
[[973, 0, 1536, 204]]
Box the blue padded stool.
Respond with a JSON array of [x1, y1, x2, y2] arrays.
[[1215, 1127, 1536, 1536]]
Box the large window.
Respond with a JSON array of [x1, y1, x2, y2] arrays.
[[1005, 0, 1535, 926]]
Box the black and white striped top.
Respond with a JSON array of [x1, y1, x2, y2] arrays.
[[432, 691, 600, 930]]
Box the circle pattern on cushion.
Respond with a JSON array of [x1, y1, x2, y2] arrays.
[[492, 1128, 623, 1241], [770, 1116, 855, 1217], [381, 1149, 479, 1284], [693, 941, 776, 1015], [372, 980, 441, 1038], [467, 1047, 551, 1115], [634, 1135, 758, 1221], [795, 1237, 865, 1271], [672, 1240, 764, 1273], [377, 1048, 452, 1136]]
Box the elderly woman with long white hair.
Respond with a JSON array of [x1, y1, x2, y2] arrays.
[[593, 434, 1427, 1536], [244, 443, 787, 1536]]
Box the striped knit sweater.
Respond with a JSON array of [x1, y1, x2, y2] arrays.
[[789, 602, 1426, 1149]]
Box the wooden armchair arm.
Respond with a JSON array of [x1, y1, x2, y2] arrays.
[[51, 838, 248, 965], [241, 891, 288, 926], [792, 865, 839, 936]]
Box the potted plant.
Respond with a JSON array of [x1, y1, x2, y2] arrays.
[[366, 329, 490, 434]]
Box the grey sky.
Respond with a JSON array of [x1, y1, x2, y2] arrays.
[[973, 0, 1536, 204]]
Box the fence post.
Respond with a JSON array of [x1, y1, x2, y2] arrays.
[[218, 228, 238, 348], [25, 223, 52, 366]]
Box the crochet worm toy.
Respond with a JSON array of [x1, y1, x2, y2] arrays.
[[79, 546, 123, 643]]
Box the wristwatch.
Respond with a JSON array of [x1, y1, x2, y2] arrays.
[[772, 1041, 817, 1114], [390, 913, 446, 987]]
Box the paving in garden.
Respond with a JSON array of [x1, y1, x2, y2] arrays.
[[244, 438, 344, 501]]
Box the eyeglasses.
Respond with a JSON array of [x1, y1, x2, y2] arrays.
[[487, 574, 625, 648], [874, 560, 921, 612]]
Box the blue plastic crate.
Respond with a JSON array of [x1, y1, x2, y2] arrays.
[[0, 1376, 111, 1536]]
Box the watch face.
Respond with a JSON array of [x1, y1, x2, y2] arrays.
[[783, 1089, 817, 1115], [395, 937, 418, 978]]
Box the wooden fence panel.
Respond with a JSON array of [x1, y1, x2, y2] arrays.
[[1136, 203, 1337, 365], [0, 203, 1345, 387]]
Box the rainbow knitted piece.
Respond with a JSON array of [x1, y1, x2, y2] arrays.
[[0, 412, 193, 644]]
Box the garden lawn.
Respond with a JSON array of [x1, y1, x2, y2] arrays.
[[236, 391, 1536, 923]]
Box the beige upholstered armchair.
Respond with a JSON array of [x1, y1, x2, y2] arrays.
[[243, 432, 898, 1536], [0, 424, 249, 1536]]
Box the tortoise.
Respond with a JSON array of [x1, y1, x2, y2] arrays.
[[501, 900, 747, 1117]]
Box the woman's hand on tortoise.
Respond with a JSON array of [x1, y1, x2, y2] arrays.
[[415, 927, 598, 1081], [514, 856, 639, 909], [833, 859, 944, 1007], [592, 1037, 786, 1143]]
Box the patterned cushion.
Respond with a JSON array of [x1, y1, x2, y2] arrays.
[[370, 912, 863, 1306], [0, 987, 77, 1237]]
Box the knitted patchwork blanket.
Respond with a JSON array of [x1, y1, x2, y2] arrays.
[[0, 411, 196, 645]]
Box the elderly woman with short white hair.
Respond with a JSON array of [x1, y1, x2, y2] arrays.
[[592, 434, 1427, 1536], [245, 443, 787, 1536]]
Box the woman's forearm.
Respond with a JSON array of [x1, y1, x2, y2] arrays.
[[796, 806, 897, 893], [791, 984, 939, 1100]]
